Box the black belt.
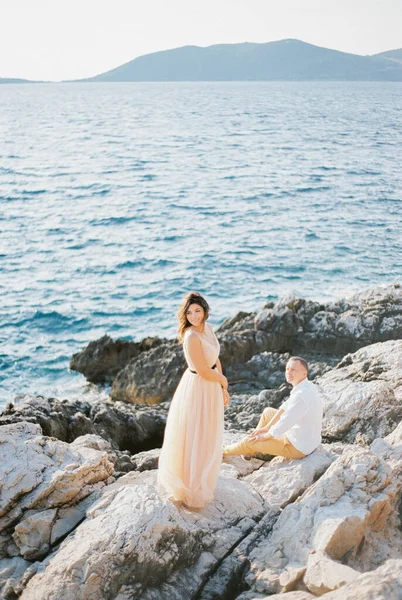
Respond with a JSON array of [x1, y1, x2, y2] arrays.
[[190, 363, 216, 374]]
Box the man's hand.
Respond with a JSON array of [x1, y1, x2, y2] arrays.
[[248, 429, 273, 445], [249, 424, 268, 438]]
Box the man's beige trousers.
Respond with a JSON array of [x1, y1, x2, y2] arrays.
[[223, 407, 305, 459]]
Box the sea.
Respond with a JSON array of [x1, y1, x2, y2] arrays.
[[0, 81, 401, 407]]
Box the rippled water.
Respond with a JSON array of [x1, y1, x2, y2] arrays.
[[0, 82, 401, 405]]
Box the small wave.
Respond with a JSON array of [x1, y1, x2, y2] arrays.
[[281, 275, 303, 281], [322, 267, 345, 275], [67, 243, 88, 250], [295, 186, 331, 193], [347, 169, 381, 176], [243, 193, 274, 202], [166, 204, 198, 211], [0, 354, 13, 370], [21, 189, 47, 196], [270, 265, 306, 273], [333, 245, 352, 253], [91, 188, 111, 197], [89, 216, 136, 226], [73, 188, 111, 199], [161, 235, 181, 242], [116, 260, 145, 269], [10, 311, 90, 333], [152, 258, 176, 268]]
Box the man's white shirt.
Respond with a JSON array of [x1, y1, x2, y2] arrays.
[[269, 378, 323, 455]]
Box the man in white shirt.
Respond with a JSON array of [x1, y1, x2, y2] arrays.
[[223, 356, 323, 459]]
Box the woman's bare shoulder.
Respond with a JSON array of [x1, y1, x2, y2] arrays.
[[184, 328, 199, 341]]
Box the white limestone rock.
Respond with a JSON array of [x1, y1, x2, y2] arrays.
[[20, 470, 266, 599], [244, 445, 335, 507], [13, 508, 57, 560], [70, 433, 118, 463], [343, 420, 402, 573], [321, 558, 402, 599], [0, 557, 32, 599], [243, 446, 394, 595], [303, 550, 359, 595], [0, 421, 114, 563], [0, 422, 114, 521], [319, 339, 402, 444]]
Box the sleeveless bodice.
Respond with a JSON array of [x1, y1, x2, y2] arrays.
[[183, 324, 220, 371]]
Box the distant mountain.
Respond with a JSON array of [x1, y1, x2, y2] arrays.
[[81, 39, 402, 82], [373, 48, 402, 65], [0, 77, 32, 84]]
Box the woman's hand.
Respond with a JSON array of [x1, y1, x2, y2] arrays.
[[222, 389, 230, 406], [220, 374, 228, 390]]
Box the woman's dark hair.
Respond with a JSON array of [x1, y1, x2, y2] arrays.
[[177, 291, 210, 343]]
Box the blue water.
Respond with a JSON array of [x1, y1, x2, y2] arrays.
[[1, 82, 401, 406]]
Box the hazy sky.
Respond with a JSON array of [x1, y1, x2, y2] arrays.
[[1, 0, 402, 81]]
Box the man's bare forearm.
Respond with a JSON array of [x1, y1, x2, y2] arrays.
[[266, 409, 284, 431]]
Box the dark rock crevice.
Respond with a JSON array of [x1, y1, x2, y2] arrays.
[[196, 508, 280, 600]]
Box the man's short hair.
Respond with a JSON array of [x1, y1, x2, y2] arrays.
[[288, 356, 309, 374]]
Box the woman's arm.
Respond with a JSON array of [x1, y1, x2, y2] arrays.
[[215, 358, 230, 405], [186, 333, 228, 389]]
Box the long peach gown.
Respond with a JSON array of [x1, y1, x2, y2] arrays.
[[157, 323, 224, 508]]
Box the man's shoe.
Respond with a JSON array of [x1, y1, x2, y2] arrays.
[[241, 455, 252, 462]]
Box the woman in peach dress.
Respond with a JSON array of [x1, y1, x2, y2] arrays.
[[158, 292, 229, 508]]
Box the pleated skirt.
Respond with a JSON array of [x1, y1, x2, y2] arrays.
[[158, 370, 224, 508]]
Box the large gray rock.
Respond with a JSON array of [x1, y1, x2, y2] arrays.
[[241, 446, 396, 596], [0, 396, 89, 441], [70, 334, 165, 383], [243, 445, 335, 508], [0, 422, 114, 562], [319, 339, 402, 444], [253, 283, 402, 353], [110, 341, 185, 403], [303, 550, 359, 595], [320, 558, 402, 599], [13, 508, 58, 560], [0, 395, 167, 453], [249, 559, 402, 600], [20, 470, 267, 600], [0, 557, 32, 599], [343, 421, 402, 574]]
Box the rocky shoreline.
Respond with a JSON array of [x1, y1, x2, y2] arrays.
[[70, 283, 402, 403], [1, 283, 402, 599]]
